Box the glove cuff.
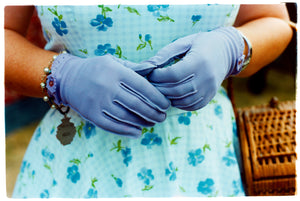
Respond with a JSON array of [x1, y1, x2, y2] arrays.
[[237, 30, 252, 72], [213, 26, 246, 77], [46, 52, 75, 105]]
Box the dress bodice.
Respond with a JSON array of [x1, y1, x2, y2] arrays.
[[36, 5, 239, 62]]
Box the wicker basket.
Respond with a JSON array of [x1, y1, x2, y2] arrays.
[[237, 98, 297, 196]]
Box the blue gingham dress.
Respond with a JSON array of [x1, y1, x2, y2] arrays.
[[13, 4, 245, 198]]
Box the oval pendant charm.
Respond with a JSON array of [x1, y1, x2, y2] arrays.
[[56, 115, 76, 145]]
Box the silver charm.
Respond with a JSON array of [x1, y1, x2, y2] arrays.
[[56, 115, 76, 145]]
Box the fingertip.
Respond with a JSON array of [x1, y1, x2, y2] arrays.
[[154, 111, 167, 123], [153, 94, 171, 113], [148, 61, 188, 85], [160, 112, 167, 122], [161, 98, 171, 111]]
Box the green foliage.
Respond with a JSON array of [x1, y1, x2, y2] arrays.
[[169, 136, 182, 145], [79, 49, 88, 55], [136, 43, 147, 51], [91, 177, 98, 189], [98, 5, 112, 18], [209, 99, 217, 104], [179, 185, 186, 192], [110, 140, 125, 152], [225, 141, 232, 148], [208, 190, 219, 197], [69, 158, 81, 165], [192, 111, 198, 116], [142, 185, 153, 191], [203, 144, 211, 153], [115, 45, 127, 59], [76, 121, 85, 137], [124, 6, 140, 16], [44, 164, 51, 170], [157, 15, 174, 22], [48, 6, 63, 21], [137, 34, 153, 51]]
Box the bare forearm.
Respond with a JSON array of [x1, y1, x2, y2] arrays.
[[5, 29, 57, 97], [234, 4, 293, 77], [235, 17, 293, 77]]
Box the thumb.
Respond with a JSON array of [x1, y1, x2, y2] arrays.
[[110, 55, 156, 76], [145, 34, 196, 67]]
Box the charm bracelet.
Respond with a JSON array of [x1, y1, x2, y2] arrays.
[[40, 51, 76, 146]]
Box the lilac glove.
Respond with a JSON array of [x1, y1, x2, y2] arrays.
[[145, 27, 245, 111], [46, 53, 170, 138]]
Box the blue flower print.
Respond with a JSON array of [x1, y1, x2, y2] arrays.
[[222, 150, 237, 166], [232, 121, 237, 136], [137, 168, 154, 185], [165, 162, 177, 181], [48, 6, 68, 36], [40, 189, 49, 198], [116, 178, 123, 187], [52, 17, 68, 36], [41, 148, 55, 162], [20, 161, 29, 173], [112, 174, 123, 187], [94, 43, 116, 56], [67, 165, 80, 183], [147, 5, 169, 17], [197, 178, 214, 195], [20, 161, 35, 179], [214, 105, 223, 119], [192, 15, 202, 26], [178, 112, 192, 125], [137, 34, 153, 51], [232, 180, 243, 196], [90, 14, 113, 31], [52, 179, 57, 186], [50, 127, 55, 135], [121, 147, 132, 166], [147, 5, 174, 22], [86, 188, 98, 198], [145, 34, 151, 42], [34, 127, 41, 141], [187, 148, 205, 166], [218, 87, 229, 98], [84, 122, 96, 139], [141, 132, 162, 149]]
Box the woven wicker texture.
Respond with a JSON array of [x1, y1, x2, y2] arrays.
[[237, 99, 296, 196]]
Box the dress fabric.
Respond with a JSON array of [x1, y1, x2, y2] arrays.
[[12, 4, 245, 198]]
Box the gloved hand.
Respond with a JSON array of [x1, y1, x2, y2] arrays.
[[144, 27, 246, 111], [46, 53, 170, 138]]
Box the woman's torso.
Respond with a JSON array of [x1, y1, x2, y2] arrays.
[[12, 5, 245, 198], [36, 4, 239, 62]]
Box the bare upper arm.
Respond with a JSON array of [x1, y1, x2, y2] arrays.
[[5, 6, 35, 36], [234, 4, 290, 27]]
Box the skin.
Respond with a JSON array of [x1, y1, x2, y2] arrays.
[[234, 4, 293, 77], [5, 4, 293, 98]]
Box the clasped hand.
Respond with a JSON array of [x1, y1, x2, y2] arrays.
[[141, 27, 245, 111], [50, 27, 244, 138], [49, 53, 169, 138]]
